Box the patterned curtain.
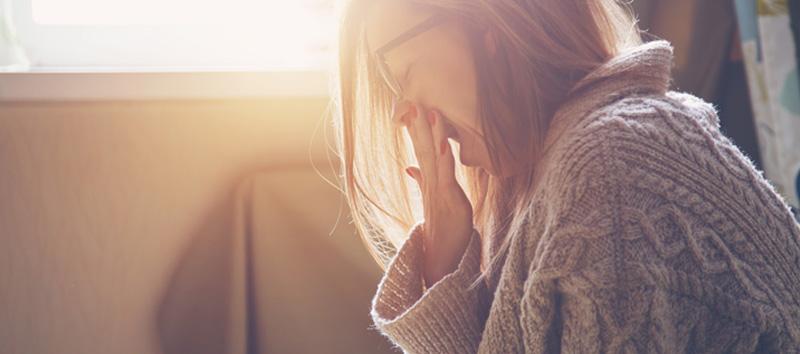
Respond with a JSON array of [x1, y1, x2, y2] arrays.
[[734, 0, 800, 214]]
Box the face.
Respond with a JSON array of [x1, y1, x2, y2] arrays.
[[365, 1, 496, 174]]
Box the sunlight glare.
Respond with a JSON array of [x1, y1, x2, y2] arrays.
[[31, 0, 336, 69]]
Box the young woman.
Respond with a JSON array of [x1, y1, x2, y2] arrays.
[[331, 0, 800, 352]]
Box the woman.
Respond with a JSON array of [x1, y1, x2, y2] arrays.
[[331, 0, 800, 352]]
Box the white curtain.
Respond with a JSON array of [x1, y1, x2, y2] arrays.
[[0, 0, 30, 71], [734, 0, 800, 215]]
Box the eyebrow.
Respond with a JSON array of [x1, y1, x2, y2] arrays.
[[375, 14, 443, 56]]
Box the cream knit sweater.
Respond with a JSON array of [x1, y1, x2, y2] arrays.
[[369, 39, 800, 353]]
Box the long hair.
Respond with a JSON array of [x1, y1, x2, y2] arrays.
[[329, 0, 644, 287]]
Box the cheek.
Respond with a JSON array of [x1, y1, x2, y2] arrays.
[[417, 56, 478, 125], [423, 83, 482, 149], [434, 71, 477, 123]]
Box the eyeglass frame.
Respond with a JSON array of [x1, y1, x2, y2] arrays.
[[373, 13, 447, 99]]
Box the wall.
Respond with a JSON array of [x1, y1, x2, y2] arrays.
[[0, 97, 338, 354]]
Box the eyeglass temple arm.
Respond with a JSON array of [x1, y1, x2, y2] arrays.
[[375, 14, 444, 56]]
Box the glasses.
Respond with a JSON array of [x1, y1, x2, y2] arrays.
[[373, 13, 445, 99]]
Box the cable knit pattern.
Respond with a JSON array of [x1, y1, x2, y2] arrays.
[[369, 40, 800, 353]]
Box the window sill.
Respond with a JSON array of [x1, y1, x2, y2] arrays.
[[0, 67, 331, 101]]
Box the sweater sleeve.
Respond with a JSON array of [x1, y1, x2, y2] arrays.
[[522, 256, 672, 354], [512, 148, 768, 353], [523, 259, 770, 353], [370, 221, 486, 354]]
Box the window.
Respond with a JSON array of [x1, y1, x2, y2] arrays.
[[12, 0, 336, 70]]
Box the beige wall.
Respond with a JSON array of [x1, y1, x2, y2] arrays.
[[0, 97, 336, 354]]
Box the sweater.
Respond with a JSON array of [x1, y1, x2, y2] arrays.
[[369, 39, 800, 353]]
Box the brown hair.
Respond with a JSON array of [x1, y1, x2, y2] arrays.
[[329, 0, 644, 288]]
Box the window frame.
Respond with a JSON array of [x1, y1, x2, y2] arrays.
[[1, 0, 333, 100]]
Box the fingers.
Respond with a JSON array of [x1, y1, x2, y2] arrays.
[[400, 102, 458, 190], [429, 110, 458, 186], [411, 102, 435, 155], [407, 102, 436, 178]]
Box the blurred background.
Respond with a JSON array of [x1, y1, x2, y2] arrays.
[[0, 0, 798, 353]]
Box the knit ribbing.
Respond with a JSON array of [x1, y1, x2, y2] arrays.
[[370, 221, 486, 353], [369, 39, 800, 353]]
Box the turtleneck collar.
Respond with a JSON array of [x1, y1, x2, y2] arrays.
[[539, 39, 675, 155], [519, 39, 675, 190], [568, 39, 675, 97]]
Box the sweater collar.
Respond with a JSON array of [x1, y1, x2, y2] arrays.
[[539, 39, 675, 155], [567, 39, 674, 97]]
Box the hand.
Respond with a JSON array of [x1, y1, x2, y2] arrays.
[[393, 101, 475, 288]]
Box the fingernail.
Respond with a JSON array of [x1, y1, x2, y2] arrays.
[[440, 140, 448, 155], [427, 110, 436, 126]]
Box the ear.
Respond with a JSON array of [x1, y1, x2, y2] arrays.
[[483, 28, 497, 58]]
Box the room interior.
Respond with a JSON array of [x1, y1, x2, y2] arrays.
[[1, 1, 798, 353]]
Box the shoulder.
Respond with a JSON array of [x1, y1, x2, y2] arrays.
[[537, 92, 716, 208], [541, 90, 757, 220], [528, 91, 728, 275], [577, 90, 722, 149], [531, 88, 790, 273], [549, 90, 728, 183]]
